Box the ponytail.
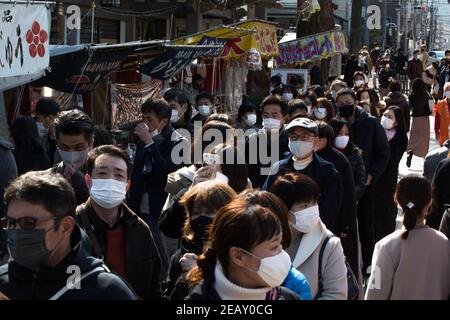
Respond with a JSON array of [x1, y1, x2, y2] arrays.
[[401, 202, 418, 240], [186, 247, 217, 286]]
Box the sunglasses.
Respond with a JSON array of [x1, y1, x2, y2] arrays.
[[0, 216, 61, 231]]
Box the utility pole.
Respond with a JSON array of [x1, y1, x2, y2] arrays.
[[381, 0, 387, 48], [363, 0, 369, 46], [349, 0, 363, 53]]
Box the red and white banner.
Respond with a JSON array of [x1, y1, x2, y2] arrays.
[[0, 3, 51, 78]]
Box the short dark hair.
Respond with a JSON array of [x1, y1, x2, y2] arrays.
[[237, 102, 256, 121], [288, 99, 308, 116], [445, 50, 450, 56], [269, 173, 320, 210], [55, 109, 94, 141], [261, 95, 289, 116], [389, 80, 402, 92], [163, 88, 189, 106], [35, 97, 60, 116], [141, 98, 171, 121], [86, 144, 131, 177], [93, 125, 113, 147], [309, 85, 325, 98], [5, 171, 76, 219], [289, 74, 305, 86], [317, 121, 335, 146], [336, 88, 357, 102], [270, 75, 282, 85], [205, 113, 234, 126], [195, 92, 213, 106]]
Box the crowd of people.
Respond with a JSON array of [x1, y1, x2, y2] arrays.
[[0, 43, 450, 301]]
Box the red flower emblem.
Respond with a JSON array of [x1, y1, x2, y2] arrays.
[[26, 21, 48, 58]]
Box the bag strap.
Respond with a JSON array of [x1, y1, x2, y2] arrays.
[[49, 265, 110, 300], [78, 209, 104, 259], [314, 234, 334, 300]]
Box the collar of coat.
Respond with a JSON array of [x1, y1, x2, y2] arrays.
[[292, 221, 328, 268]]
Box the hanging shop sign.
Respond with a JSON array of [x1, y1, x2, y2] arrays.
[[34, 48, 130, 94], [0, 3, 51, 78], [139, 36, 225, 80], [277, 30, 348, 66]]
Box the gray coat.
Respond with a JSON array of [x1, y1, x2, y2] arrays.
[[288, 221, 347, 300], [423, 140, 450, 181]]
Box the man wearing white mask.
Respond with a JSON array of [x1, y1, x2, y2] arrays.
[[163, 89, 194, 136], [263, 117, 343, 233], [192, 92, 214, 125], [50, 109, 93, 205], [34, 97, 60, 164], [76, 145, 162, 299], [269, 173, 347, 300], [245, 95, 290, 188], [130, 98, 188, 278]]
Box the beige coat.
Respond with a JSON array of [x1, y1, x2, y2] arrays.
[[365, 226, 450, 300], [289, 221, 347, 300]]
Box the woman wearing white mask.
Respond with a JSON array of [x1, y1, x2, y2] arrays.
[[329, 117, 366, 200], [280, 84, 298, 103], [263, 118, 342, 235], [270, 173, 347, 300], [373, 107, 408, 242], [236, 102, 258, 132], [185, 200, 299, 300], [313, 98, 335, 122]]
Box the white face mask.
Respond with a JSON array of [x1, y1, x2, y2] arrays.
[[244, 114, 257, 126], [150, 129, 159, 137], [381, 116, 395, 130], [36, 121, 48, 138], [263, 118, 281, 131], [214, 171, 229, 184], [170, 109, 180, 123], [445, 91, 450, 99], [282, 93, 293, 102], [58, 148, 89, 170], [289, 140, 314, 159], [198, 105, 211, 116], [290, 205, 320, 233], [314, 107, 327, 120], [89, 179, 127, 209], [355, 80, 364, 87], [240, 248, 291, 288], [333, 135, 350, 149]]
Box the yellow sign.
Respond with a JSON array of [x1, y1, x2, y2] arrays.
[[173, 19, 279, 60]]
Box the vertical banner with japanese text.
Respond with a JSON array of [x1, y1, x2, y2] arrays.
[[0, 3, 51, 78]]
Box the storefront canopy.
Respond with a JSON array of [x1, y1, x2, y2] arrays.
[[173, 19, 279, 60]]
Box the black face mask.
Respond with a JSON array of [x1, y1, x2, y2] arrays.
[[191, 216, 213, 241], [338, 104, 355, 118]]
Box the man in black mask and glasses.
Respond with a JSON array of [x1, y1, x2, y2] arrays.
[[0, 171, 136, 300], [335, 88, 390, 281]]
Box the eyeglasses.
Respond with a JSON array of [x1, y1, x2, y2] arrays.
[[289, 133, 315, 142], [0, 216, 61, 231]]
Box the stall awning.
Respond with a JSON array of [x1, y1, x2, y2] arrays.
[[277, 29, 348, 66], [174, 19, 279, 60]]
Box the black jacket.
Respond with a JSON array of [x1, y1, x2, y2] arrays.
[[409, 93, 432, 117], [129, 124, 188, 218], [317, 146, 357, 235], [263, 153, 343, 233], [375, 129, 408, 194], [14, 148, 51, 175], [344, 60, 362, 87], [350, 107, 391, 182], [439, 208, 450, 239], [186, 280, 299, 300], [342, 144, 366, 200], [160, 198, 187, 240], [76, 200, 162, 299], [378, 69, 396, 88], [245, 127, 290, 189], [0, 226, 137, 300], [163, 237, 203, 300], [49, 162, 89, 205], [428, 158, 450, 229]]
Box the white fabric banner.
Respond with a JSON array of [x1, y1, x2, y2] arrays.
[[0, 4, 51, 78]]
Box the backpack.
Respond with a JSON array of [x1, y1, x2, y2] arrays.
[[314, 234, 360, 300]]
